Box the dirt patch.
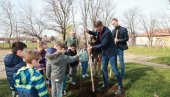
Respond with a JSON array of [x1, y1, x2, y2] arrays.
[[67, 77, 125, 97]]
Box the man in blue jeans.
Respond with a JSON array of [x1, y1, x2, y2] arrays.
[[112, 18, 129, 79], [86, 20, 123, 94]]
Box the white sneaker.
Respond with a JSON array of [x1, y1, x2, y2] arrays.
[[62, 90, 67, 96], [71, 82, 76, 85], [85, 74, 89, 77], [82, 75, 86, 78]]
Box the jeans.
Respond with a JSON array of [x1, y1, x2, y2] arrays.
[[51, 80, 63, 97], [69, 66, 77, 83], [117, 48, 125, 79], [11, 90, 18, 97], [81, 61, 88, 75], [62, 75, 68, 90], [102, 55, 123, 87]]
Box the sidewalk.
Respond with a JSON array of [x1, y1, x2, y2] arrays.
[[0, 50, 10, 79], [125, 53, 170, 69]]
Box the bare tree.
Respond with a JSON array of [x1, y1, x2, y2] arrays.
[[122, 7, 141, 46], [80, 0, 90, 43], [0, 0, 16, 48], [160, 11, 170, 34], [99, 0, 116, 27], [141, 15, 158, 46], [88, 0, 102, 30], [19, 3, 46, 41], [44, 0, 74, 41]]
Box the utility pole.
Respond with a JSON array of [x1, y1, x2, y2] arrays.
[[16, 21, 19, 42]]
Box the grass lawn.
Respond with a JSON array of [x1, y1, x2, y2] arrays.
[[126, 46, 170, 57], [0, 79, 11, 97], [1, 63, 170, 97]]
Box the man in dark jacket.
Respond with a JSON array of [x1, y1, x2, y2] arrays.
[[86, 20, 123, 94], [4, 42, 27, 97], [112, 18, 129, 79]]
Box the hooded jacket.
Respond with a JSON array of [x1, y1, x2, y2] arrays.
[[4, 54, 26, 91], [46, 52, 79, 83], [13, 67, 49, 97]]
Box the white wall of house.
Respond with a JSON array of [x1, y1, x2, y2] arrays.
[[130, 36, 170, 47]]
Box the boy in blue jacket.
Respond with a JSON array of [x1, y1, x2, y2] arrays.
[[13, 50, 49, 97], [4, 42, 27, 97]]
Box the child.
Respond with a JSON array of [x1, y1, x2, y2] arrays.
[[36, 42, 47, 75], [13, 50, 49, 97], [46, 47, 57, 90], [68, 44, 79, 85], [91, 36, 101, 76], [79, 43, 89, 78], [4, 42, 27, 97], [46, 43, 79, 97]]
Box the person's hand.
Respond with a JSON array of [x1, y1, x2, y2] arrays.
[[114, 38, 119, 43], [77, 50, 81, 56], [85, 28, 90, 33], [87, 46, 92, 54]]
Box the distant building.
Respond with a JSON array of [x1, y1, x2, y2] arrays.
[[133, 28, 170, 47]]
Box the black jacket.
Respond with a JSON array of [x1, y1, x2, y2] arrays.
[[4, 54, 26, 91], [67, 49, 79, 67], [89, 26, 117, 58], [112, 26, 129, 50]]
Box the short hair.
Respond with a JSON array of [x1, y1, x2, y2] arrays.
[[91, 36, 97, 40], [112, 18, 118, 22], [95, 20, 103, 27], [12, 42, 27, 54], [25, 50, 41, 64], [70, 43, 77, 48], [58, 43, 68, 50]]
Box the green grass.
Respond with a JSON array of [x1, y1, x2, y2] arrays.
[[126, 46, 170, 57], [148, 56, 170, 65], [1, 63, 170, 97], [124, 63, 170, 97], [0, 79, 11, 97]]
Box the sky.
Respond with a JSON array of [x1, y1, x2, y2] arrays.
[[0, 0, 170, 37]]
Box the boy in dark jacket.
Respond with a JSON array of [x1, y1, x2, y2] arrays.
[[68, 44, 79, 85], [91, 36, 101, 76], [13, 50, 49, 97], [4, 42, 27, 97]]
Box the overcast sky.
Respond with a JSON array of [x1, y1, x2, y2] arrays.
[[0, 0, 170, 37]]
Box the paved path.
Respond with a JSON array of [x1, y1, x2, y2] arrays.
[[125, 53, 170, 69], [0, 50, 10, 79]]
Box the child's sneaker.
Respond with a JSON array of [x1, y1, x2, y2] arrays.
[[62, 90, 67, 96], [71, 82, 76, 85], [82, 75, 86, 78], [85, 74, 89, 77]]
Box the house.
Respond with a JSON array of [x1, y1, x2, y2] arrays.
[[134, 28, 170, 47]]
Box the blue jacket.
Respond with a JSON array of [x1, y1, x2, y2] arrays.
[[4, 54, 26, 91], [112, 26, 129, 50], [88, 26, 117, 58], [79, 48, 89, 62], [13, 67, 49, 97]]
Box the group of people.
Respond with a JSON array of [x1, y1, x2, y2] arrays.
[[3, 18, 129, 97]]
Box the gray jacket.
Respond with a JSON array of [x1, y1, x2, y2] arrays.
[[46, 52, 79, 83]]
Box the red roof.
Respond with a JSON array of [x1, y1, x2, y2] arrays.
[[138, 28, 170, 37]]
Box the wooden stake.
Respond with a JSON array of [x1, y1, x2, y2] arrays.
[[85, 33, 95, 92]]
